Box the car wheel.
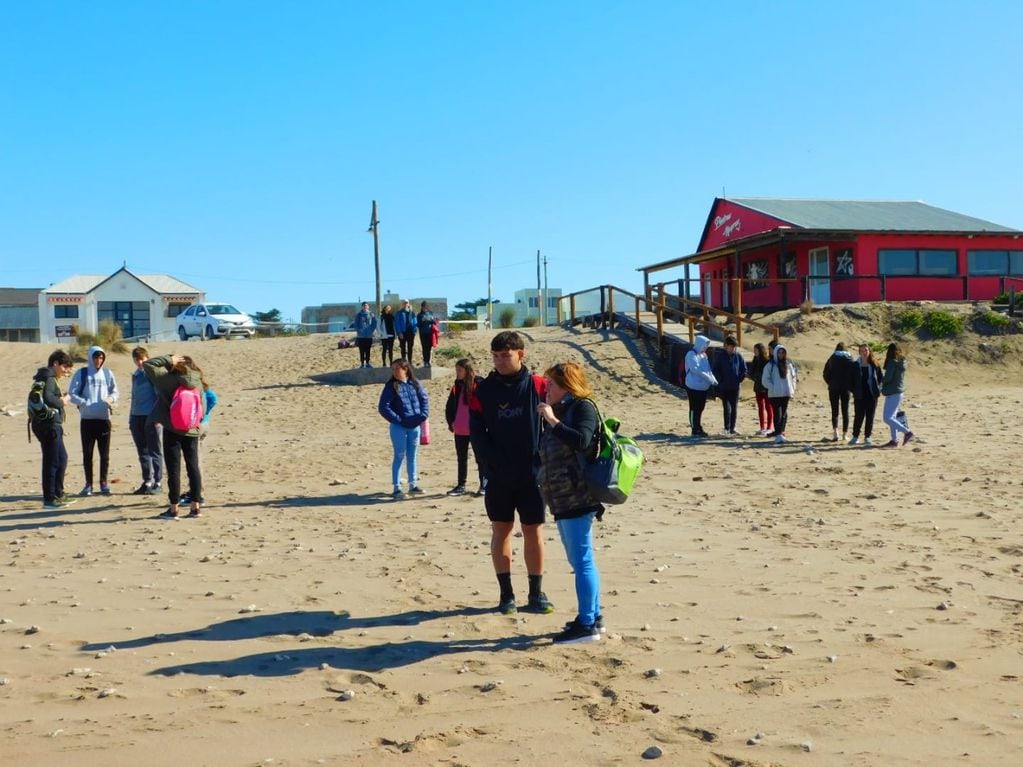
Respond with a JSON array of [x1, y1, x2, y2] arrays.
[[204, 324, 214, 340], [178, 326, 188, 341]]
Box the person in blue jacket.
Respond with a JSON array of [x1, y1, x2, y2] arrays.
[[129, 346, 163, 495], [712, 336, 748, 435], [394, 299, 418, 363], [378, 358, 429, 498], [354, 302, 378, 369]]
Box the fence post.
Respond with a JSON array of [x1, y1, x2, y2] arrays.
[[735, 277, 743, 347], [608, 287, 615, 329], [634, 296, 641, 338], [881, 275, 887, 302]]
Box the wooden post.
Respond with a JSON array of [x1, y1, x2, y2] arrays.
[[634, 296, 641, 337], [608, 287, 615, 329], [735, 277, 743, 347], [570, 294, 576, 325]]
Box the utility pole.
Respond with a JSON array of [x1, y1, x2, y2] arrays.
[[368, 200, 382, 315], [542, 252, 549, 326], [536, 249, 542, 325], [487, 246, 493, 330]]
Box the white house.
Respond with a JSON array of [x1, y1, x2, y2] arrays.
[[491, 287, 572, 327], [38, 267, 203, 343]]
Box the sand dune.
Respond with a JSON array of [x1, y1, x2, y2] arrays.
[[1, 313, 1021, 766]]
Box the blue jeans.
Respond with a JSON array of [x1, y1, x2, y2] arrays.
[[557, 512, 601, 626], [389, 423, 420, 488], [882, 393, 911, 442]]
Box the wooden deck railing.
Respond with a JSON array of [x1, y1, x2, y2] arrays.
[[556, 285, 780, 348]]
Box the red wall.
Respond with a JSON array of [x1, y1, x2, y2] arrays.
[[696, 231, 1021, 308], [700, 199, 791, 251]]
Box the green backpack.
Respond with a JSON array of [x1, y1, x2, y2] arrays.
[[26, 379, 58, 442], [578, 399, 644, 505]]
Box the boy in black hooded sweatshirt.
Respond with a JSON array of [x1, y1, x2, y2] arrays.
[[469, 331, 553, 616], [31, 350, 76, 508]]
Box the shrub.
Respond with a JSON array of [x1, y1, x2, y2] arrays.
[[436, 344, 465, 361], [923, 311, 964, 338], [498, 308, 516, 328], [897, 310, 924, 332], [992, 292, 1010, 304], [521, 315, 539, 327], [979, 311, 1010, 329], [868, 341, 888, 355]]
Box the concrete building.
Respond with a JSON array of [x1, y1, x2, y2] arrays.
[[39, 267, 203, 343], [491, 288, 563, 327], [0, 287, 43, 342]]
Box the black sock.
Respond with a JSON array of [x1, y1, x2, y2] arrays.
[[528, 574, 543, 599], [497, 572, 514, 601]]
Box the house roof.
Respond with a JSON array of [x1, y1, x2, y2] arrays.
[[0, 287, 42, 305], [43, 270, 201, 295], [726, 197, 1019, 233]]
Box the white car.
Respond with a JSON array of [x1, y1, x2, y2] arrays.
[[177, 302, 257, 340]]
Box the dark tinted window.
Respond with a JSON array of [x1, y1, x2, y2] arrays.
[[878, 249, 917, 275]]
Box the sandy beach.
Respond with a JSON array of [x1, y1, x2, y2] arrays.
[[1, 307, 1022, 766]]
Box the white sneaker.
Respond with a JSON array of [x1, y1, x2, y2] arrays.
[[774, 434, 787, 444], [864, 437, 873, 446], [848, 436, 859, 445]]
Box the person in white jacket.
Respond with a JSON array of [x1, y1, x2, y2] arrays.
[[68, 345, 119, 495], [761, 343, 797, 443], [683, 335, 718, 438]]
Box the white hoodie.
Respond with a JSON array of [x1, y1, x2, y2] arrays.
[[684, 335, 718, 391], [69, 345, 119, 420], [761, 343, 797, 398]]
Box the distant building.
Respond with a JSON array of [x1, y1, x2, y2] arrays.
[[492, 288, 563, 327], [39, 267, 203, 343], [302, 294, 449, 333], [0, 287, 42, 342], [640, 197, 1023, 311]]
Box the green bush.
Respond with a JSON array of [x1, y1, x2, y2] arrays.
[[897, 310, 924, 332], [923, 311, 964, 337], [992, 292, 1010, 304], [498, 308, 516, 328], [868, 341, 888, 355], [521, 315, 539, 327], [981, 311, 1010, 329], [436, 344, 465, 361]]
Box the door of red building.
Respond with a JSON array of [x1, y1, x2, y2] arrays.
[[809, 247, 831, 305]]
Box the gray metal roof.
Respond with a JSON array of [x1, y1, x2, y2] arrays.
[[0, 287, 41, 305], [43, 271, 201, 294], [729, 197, 1019, 233]]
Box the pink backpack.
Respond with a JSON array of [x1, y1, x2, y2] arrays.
[[169, 385, 204, 431]]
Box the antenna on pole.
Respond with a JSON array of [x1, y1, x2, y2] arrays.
[[368, 201, 382, 315], [542, 253, 549, 326], [487, 246, 493, 330]]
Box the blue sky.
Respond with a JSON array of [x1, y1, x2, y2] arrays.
[[2, 1, 1021, 323]]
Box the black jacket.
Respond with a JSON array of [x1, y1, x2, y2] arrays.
[[852, 360, 882, 399], [33, 366, 66, 425], [823, 352, 858, 393], [469, 367, 546, 481], [537, 397, 603, 520]]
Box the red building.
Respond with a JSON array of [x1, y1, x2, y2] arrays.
[[641, 197, 1023, 311]]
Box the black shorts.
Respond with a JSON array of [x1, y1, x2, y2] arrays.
[[484, 477, 545, 526]]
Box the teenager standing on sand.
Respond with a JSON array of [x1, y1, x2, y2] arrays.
[[880, 342, 915, 448], [470, 331, 553, 616], [31, 350, 75, 508], [762, 343, 797, 443], [849, 343, 882, 446], [378, 358, 429, 498]]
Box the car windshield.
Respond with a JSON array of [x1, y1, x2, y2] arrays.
[[207, 304, 241, 315]]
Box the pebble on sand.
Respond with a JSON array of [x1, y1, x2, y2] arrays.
[[641, 745, 663, 759]]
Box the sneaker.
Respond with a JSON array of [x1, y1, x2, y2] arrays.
[[43, 498, 72, 509], [179, 493, 190, 504], [774, 434, 787, 443], [79, 484, 93, 497], [390, 488, 405, 499], [57, 493, 74, 505], [848, 436, 859, 445], [474, 485, 486, 497], [880, 440, 900, 449], [903, 431, 915, 446], [187, 508, 201, 518], [864, 437, 873, 446], [408, 486, 425, 495], [100, 482, 111, 496], [446, 485, 466, 496], [132, 483, 151, 495], [525, 592, 555, 614], [565, 614, 605, 634], [553, 619, 601, 645], [159, 508, 179, 518], [498, 596, 517, 615], [151, 483, 162, 493]]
